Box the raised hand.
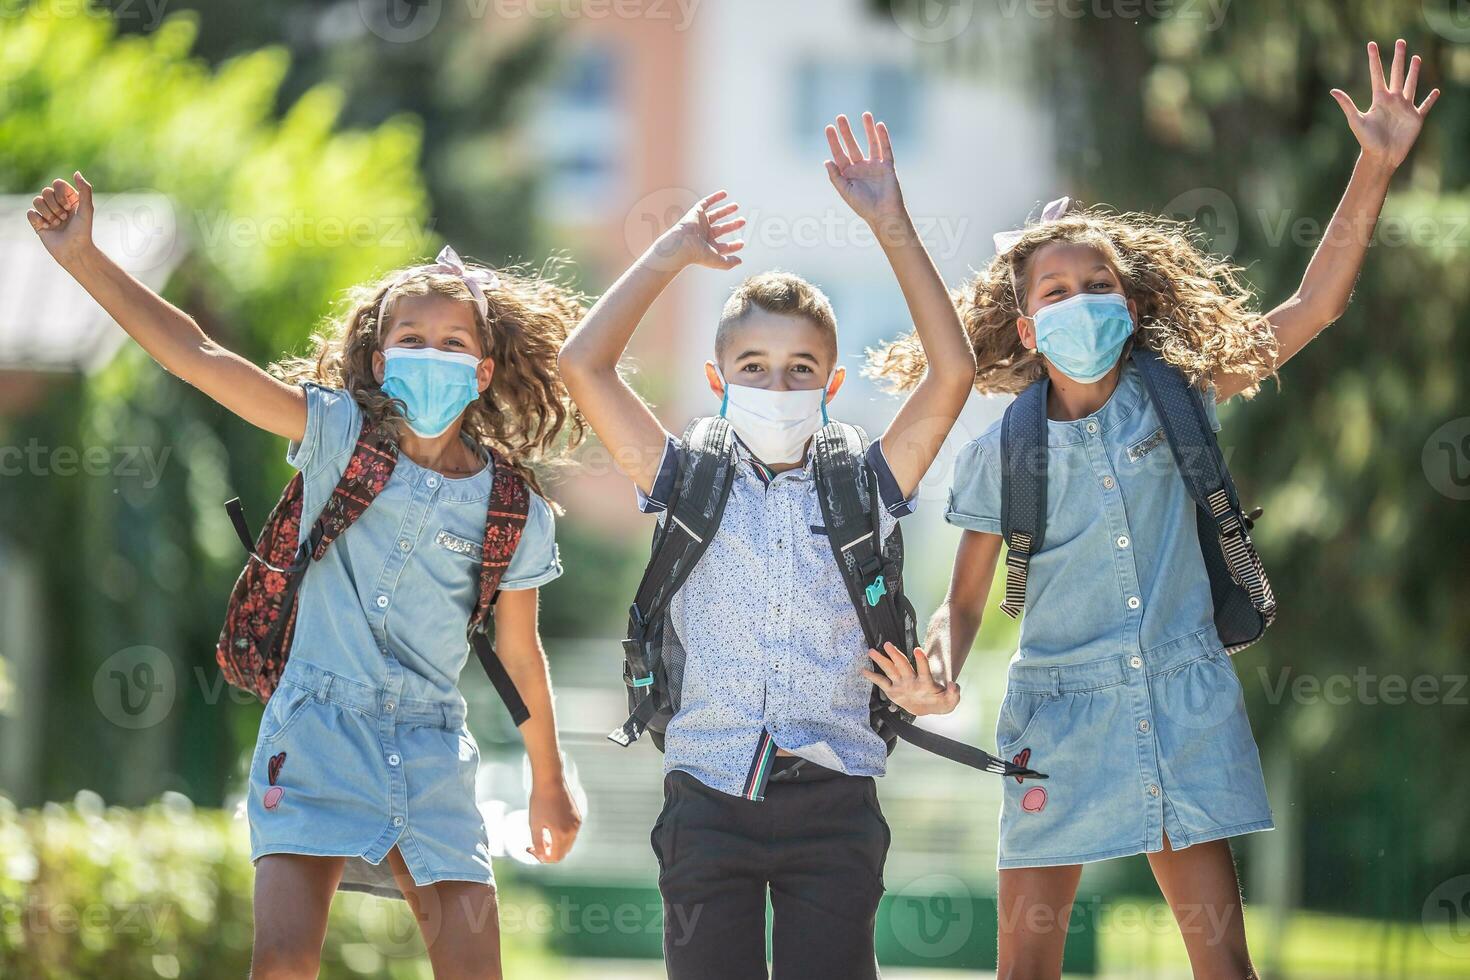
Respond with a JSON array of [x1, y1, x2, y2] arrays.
[[861, 642, 961, 717], [825, 112, 904, 227], [1332, 39, 1439, 170], [27, 172, 95, 266], [656, 189, 745, 272]]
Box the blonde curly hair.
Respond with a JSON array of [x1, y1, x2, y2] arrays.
[[272, 255, 587, 501], [867, 206, 1279, 397]]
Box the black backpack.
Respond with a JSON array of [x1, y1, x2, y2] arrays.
[[998, 346, 1277, 652], [607, 416, 1043, 781]]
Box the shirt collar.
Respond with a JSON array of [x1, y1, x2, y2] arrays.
[[1044, 358, 1145, 448]]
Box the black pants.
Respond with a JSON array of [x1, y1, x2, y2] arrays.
[[651, 762, 890, 980]]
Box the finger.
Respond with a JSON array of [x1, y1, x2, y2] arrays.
[[1389, 39, 1406, 93], [26, 209, 46, 231], [912, 645, 935, 682], [825, 126, 851, 169], [698, 189, 728, 210], [709, 217, 746, 239], [1330, 89, 1360, 122], [1403, 54, 1421, 101], [55, 178, 80, 213], [713, 238, 745, 255], [836, 114, 865, 162], [883, 642, 915, 678], [876, 121, 894, 164], [860, 668, 893, 692], [1367, 41, 1386, 94], [706, 202, 740, 222], [1417, 87, 1440, 116], [74, 171, 93, 209], [867, 648, 902, 683], [862, 111, 881, 162], [32, 196, 54, 225], [38, 187, 62, 219]]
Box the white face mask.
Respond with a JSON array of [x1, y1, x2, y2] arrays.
[[717, 370, 831, 465]]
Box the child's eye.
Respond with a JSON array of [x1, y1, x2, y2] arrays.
[[740, 363, 763, 373], [1089, 281, 1113, 291], [791, 364, 813, 374]]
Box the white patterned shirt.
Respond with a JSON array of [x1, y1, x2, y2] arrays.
[[636, 427, 914, 799]]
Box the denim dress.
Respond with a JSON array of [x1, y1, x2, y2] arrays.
[[946, 361, 1273, 868], [245, 383, 561, 897]]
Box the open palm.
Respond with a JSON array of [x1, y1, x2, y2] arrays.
[[825, 112, 903, 226], [1332, 40, 1439, 170], [659, 189, 745, 272]]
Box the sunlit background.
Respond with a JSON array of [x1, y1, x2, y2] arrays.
[[1, 0, 1468, 976]]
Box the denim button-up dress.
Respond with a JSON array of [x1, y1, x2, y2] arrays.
[[946, 361, 1272, 868], [246, 384, 561, 897]]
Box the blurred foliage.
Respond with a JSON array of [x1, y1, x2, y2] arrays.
[[0, 3, 432, 807], [1021, 1, 1470, 922], [0, 793, 556, 978], [100, 0, 566, 267]]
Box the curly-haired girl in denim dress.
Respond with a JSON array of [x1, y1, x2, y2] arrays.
[[866, 39, 1437, 979], [29, 167, 586, 974]]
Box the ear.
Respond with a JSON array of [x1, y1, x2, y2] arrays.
[[1126, 296, 1140, 326], [372, 349, 387, 385], [476, 356, 496, 394], [1016, 315, 1037, 352], [825, 365, 846, 403], [704, 360, 725, 399]]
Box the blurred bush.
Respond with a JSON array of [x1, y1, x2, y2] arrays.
[[0, 793, 555, 978]]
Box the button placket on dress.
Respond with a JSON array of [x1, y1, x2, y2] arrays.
[[1085, 416, 1167, 850]]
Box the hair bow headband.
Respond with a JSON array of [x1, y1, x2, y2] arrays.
[[992, 196, 1073, 257], [376, 245, 501, 334]]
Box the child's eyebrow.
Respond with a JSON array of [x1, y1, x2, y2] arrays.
[[1036, 264, 1113, 284]]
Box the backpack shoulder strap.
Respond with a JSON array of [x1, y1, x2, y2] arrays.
[[224, 420, 399, 566], [467, 452, 533, 727], [998, 377, 1048, 618], [812, 421, 907, 650], [813, 421, 1044, 782], [608, 417, 739, 747]]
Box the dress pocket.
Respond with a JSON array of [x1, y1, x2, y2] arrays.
[[996, 690, 1059, 757], [259, 683, 315, 743]]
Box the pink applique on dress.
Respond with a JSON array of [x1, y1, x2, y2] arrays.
[[264, 751, 286, 809]]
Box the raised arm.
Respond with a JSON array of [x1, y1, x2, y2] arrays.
[[1214, 40, 1439, 401], [27, 173, 306, 441], [923, 529, 1003, 684], [557, 191, 745, 495], [824, 112, 976, 495]]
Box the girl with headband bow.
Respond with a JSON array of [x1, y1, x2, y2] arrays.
[[867, 38, 1438, 979], [28, 167, 586, 974]]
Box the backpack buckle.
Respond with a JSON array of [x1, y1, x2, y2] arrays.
[[864, 575, 887, 607]]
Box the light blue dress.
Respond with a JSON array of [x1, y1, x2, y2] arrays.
[[946, 361, 1273, 868], [246, 383, 561, 897]]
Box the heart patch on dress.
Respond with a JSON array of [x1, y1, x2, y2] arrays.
[[265, 751, 287, 809]]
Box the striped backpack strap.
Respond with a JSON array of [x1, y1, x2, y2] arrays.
[[998, 377, 1049, 619], [467, 452, 532, 726]]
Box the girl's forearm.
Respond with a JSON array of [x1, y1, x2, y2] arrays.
[[502, 640, 565, 783], [65, 242, 214, 379], [1292, 152, 1395, 326], [924, 600, 983, 682]]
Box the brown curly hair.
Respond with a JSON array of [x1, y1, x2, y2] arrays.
[[272, 255, 586, 502], [867, 206, 1279, 397]]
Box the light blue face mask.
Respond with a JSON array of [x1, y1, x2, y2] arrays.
[[380, 347, 482, 438], [1032, 292, 1135, 384]]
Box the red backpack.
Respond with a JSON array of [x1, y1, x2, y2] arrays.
[[215, 422, 531, 724]]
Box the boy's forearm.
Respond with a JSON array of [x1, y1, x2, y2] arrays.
[[561, 242, 683, 377], [875, 210, 974, 383]]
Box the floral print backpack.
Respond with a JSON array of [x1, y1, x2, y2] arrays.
[[215, 422, 532, 723]]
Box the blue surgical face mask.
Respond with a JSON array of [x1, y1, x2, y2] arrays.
[[1032, 292, 1135, 384], [380, 347, 482, 438]]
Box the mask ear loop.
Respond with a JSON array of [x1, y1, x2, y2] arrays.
[[716, 368, 729, 418], [820, 368, 833, 425]]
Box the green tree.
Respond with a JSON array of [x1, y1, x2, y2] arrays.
[[0, 4, 432, 806]]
